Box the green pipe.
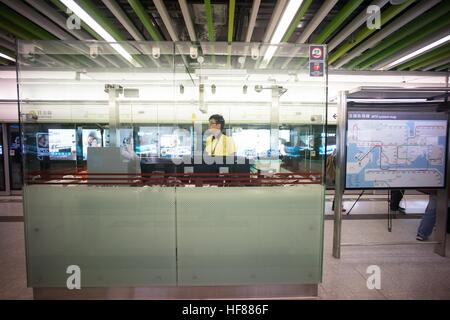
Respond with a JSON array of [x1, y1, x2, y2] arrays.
[[0, 45, 15, 59], [228, 0, 236, 44], [50, 0, 102, 40], [408, 48, 450, 71], [314, 0, 364, 44], [128, 0, 163, 41], [436, 63, 450, 71], [0, 20, 37, 40], [204, 0, 215, 41], [346, 1, 450, 69], [329, 0, 415, 64], [397, 44, 450, 71], [0, 3, 56, 40], [357, 20, 450, 69], [282, 0, 313, 42], [78, 0, 126, 41], [226, 0, 235, 65]]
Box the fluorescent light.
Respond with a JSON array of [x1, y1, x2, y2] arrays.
[[60, 0, 140, 67], [380, 34, 450, 70], [0, 53, 15, 62], [260, 0, 303, 68]]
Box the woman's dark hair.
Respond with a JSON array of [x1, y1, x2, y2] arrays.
[[209, 114, 225, 131]]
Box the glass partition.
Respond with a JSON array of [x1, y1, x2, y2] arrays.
[[18, 41, 327, 289]]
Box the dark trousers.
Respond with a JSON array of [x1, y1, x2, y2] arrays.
[[390, 189, 404, 211]]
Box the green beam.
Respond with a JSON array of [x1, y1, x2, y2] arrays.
[[329, 0, 415, 64], [128, 0, 163, 41], [77, 0, 126, 40], [282, 0, 313, 42], [0, 20, 37, 40], [408, 49, 450, 71], [357, 19, 450, 69], [397, 44, 450, 71], [314, 0, 364, 44], [228, 0, 236, 44], [0, 46, 15, 62], [204, 0, 215, 41], [346, 1, 450, 69], [0, 3, 57, 40], [436, 63, 450, 71], [50, 0, 102, 40]]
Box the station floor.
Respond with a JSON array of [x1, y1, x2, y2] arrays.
[[0, 193, 449, 300]]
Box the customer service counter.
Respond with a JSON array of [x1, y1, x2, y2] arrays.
[[18, 40, 327, 298]]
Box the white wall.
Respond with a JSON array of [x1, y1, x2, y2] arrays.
[[0, 69, 447, 123]]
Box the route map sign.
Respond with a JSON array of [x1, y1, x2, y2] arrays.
[[346, 110, 448, 189]]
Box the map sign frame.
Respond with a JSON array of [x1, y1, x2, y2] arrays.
[[345, 105, 449, 190]]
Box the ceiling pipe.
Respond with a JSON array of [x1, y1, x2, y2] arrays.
[[279, 0, 313, 69], [245, 0, 260, 42], [314, 0, 364, 44], [397, 43, 450, 70], [374, 27, 450, 70], [327, 0, 389, 52], [328, 0, 415, 64], [25, 0, 92, 40], [178, 0, 197, 41], [128, 0, 163, 41], [0, 38, 15, 51], [1, 0, 75, 40], [153, 0, 179, 41], [0, 3, 57, 40], [262, 0, 287, 43], [0, 31, 14, 45], [333, 0, 442, 69], [228, 0, 236, 44], [102, 0, 145, 41], [360, 20, 450, 69], [49, 0, 102, 40], [346, 1, 450, 69], [401, 45, 450, 71], [203, 0, 215, 41], [423, 57, 450, 72], [436, 63, 450, 72], [0, 0, 107, 68], [296, 0, 338, 44]]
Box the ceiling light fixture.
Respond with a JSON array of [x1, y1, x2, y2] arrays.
[[380, 34, 450, 70], [0, 53, 15, 62], [60, 0, 140, 67], [260, 0, 304, 68]]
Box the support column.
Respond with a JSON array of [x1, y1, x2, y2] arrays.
[[333, 91, 347, 259]]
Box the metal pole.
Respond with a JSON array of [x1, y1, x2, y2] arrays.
[[434, 109, 449, 256], [333, 91, 347, 258]]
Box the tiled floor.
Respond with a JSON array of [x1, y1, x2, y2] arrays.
[[0, 195, 449, 300]]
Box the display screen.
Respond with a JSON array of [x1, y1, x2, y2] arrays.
[[320, 133, 336, 155], [82, 129, 102, 160], [232, 129, 270, 158], [137, 126, 191, 159], [346, 110, 448, 189], [0, 145, 2, 156], [36, 132, 49, 157], [49, 129, 77, 160]]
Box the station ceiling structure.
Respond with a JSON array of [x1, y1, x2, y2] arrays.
[[0, 0, 449, 72]]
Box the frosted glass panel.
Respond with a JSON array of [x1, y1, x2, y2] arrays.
[[176, 185, 324, 285], [24, 185, 176, 287]]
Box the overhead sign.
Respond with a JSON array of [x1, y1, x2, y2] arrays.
[[309, 45, 325, 77]]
